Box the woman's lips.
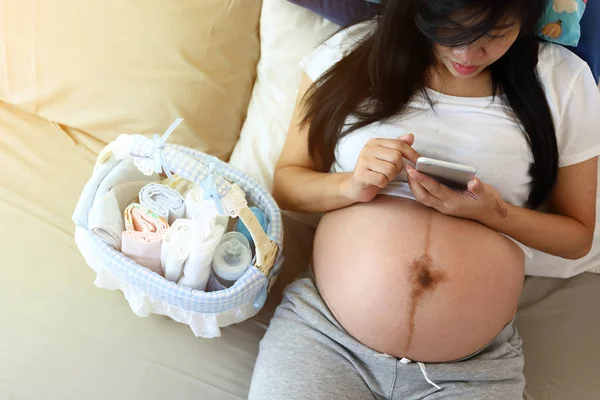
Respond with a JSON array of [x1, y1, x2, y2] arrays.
[[451, 61, 479, 75]]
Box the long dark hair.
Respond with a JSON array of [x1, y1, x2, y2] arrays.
[[302, 0, 557, 208]]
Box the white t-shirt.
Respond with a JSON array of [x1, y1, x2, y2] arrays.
[[300, 21, 600, 260]]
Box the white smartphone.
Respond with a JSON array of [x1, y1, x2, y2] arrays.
[[415, 157, 477, 189]]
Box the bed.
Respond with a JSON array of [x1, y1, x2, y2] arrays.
[[1, 0, 599, 399]]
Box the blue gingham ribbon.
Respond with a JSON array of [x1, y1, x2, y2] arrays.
[[201, 160, 225, 215]]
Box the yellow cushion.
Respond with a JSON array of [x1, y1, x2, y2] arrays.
[[0, 101, 95, 237], [0, 0, 261, 159]]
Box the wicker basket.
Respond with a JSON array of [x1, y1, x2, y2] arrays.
[[72, 120, 283, 337]]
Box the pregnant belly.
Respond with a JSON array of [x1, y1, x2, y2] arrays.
[[312, 195, 525, 362]]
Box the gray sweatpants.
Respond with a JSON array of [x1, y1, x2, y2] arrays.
[[249, 277, 525, 400]]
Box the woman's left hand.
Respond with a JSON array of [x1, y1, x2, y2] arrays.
[[405, 164, 507, 223]]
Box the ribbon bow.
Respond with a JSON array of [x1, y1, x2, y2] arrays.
[[152, 118, 183, 181]]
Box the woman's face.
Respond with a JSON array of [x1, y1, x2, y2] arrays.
[[434, 20, 521, 79]]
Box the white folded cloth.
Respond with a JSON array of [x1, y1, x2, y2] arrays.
[[160, 219, 193, 282], [177, 213, 225, 291], [88, 181, 149, 250], [139, 183, 185, 225], [184, 187, 229, 231], [73, 154, 156, 228]]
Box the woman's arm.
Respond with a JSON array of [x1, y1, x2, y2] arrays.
[[405, 157, 597, 259], [274, 73, 420, 213], [481, 158, 597, 259], [273, 73, 357, 213]]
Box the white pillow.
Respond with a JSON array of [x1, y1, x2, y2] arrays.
[[229, 0, 338, 192]]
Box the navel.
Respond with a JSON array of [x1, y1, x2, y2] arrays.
[[417, 267, 434, 287]]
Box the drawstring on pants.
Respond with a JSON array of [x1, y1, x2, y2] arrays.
[[400, 357, 442, 391], [417, 362, 441, 390]]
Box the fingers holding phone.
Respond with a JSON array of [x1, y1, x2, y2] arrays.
[[404, 156, 507, 222], [406, 162, 503, 223]]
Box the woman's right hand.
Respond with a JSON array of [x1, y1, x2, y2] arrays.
[[341, 134, 421, 203]]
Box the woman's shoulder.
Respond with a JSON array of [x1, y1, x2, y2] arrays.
[[537, 41, 590, 89], [537, 42, 600, 167]]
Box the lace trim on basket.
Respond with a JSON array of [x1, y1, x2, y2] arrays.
[[133, 158, 155, 176], [221, 184, 248, 218]]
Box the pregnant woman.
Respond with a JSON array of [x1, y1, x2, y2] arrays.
[[250, 0, 600, 398]]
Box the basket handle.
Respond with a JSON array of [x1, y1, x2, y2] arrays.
[[206, 180, 278, 277]]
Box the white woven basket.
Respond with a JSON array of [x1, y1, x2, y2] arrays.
[[73, 120, 284, 338]]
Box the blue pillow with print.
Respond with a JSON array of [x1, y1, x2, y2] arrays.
[[538, 0, 587, 46], [567, 0, 599, 82]]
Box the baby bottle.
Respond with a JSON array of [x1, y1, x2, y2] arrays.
[[212, 232, 253, 288]]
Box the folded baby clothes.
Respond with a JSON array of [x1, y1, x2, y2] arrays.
[[139, 183, 185, 225], [160, 219, 193, 282], [177, 213, 225, 291], [184, 187, 229, 231], [73, 154, 157, 228], [122, 203, 169, 275], [88, 181, 149, 250]]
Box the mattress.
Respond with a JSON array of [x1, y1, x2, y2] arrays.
[[1, 102, 599, 399]]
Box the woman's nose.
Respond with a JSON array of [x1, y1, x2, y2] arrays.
[[453, 45, 485, 64]]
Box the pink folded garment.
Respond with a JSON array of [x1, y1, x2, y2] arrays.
[[121, 203, 169, 275]]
